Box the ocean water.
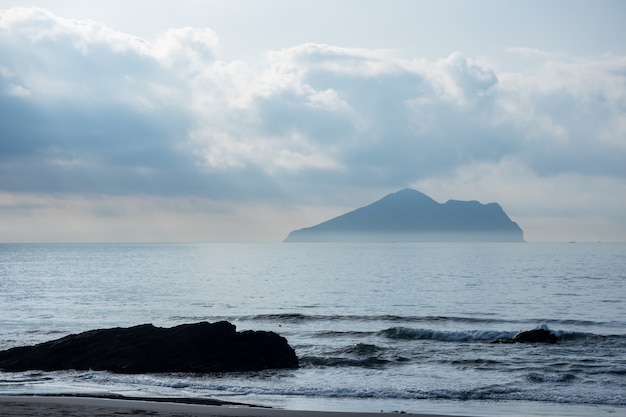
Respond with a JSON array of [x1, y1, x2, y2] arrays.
[[0, 242, 624, 416]]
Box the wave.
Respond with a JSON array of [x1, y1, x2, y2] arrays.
[[526, 372, 577, 383], [555, 330, 626, 342], [381, 327, 516, 342], [4, 367, 625, 407], [234, 313, 519, 324], [237, 313, 620, 327], [312, 330, 378, 338], [299, 343, 405, 368], [72, 371, 519, 400], [300, 356, 392, 368], [168, 314, 623, 335], [304, 325, 626, 346], [332, 343, 387, 356], [62, 371, 626, 406], [166, 313, 528, 325], [378, 325, 626, 344]]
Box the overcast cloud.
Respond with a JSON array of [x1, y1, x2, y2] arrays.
[[1, 3, 625, 242]]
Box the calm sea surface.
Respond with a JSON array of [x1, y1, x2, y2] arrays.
[[0, 242, 624, 416]]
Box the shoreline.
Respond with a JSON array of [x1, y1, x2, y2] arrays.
[[2, 394, 622, 417], [0, 394, 456, 417]]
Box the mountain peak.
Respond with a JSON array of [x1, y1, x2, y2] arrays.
[[376, 188, 438, 205], [284, 189, 523, 242]]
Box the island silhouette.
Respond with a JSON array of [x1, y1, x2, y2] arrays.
[[284, 188, 523, 242]]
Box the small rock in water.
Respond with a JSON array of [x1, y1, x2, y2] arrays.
[[513, 328, 558, 343], [492, 328, 558, 344]]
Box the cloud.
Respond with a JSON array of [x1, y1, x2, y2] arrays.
[[0, 7, 625, 241], [496, 54, 626, 178], [412, 158, 626, 242]]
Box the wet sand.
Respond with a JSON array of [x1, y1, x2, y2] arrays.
[[0, 395, 456, 417]]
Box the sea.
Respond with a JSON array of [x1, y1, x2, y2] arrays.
[[0, 242, 624, 416]]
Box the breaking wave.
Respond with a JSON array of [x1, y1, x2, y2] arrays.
[[380, 327, 515, 342]]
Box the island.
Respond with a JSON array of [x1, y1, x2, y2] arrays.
[[284, 188, 524, 242]]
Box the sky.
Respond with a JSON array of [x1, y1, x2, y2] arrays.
[[1, 0, 625, 243]]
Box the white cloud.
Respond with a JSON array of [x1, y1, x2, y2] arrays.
[[427, 52, 498, 105], [153, 26, 219, 73]]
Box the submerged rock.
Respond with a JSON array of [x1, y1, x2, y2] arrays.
[[492, 328, 558, 344], [0, 321, 299, 373]]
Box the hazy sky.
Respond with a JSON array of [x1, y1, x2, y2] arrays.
[[1, 0, 625, 242]]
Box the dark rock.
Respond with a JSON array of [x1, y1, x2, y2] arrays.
[[492, 328, 558, 344], [284, 188, 524, 242], [513, 328, 558, 344], [0, 321, 299, 373]]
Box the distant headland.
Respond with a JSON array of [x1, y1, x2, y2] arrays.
[[284, 188, 524, 242]]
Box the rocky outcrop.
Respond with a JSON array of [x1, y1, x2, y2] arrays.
[[492, 328, 558, 344], [0, 321, 299, 373], [284, 188, 524, 242]]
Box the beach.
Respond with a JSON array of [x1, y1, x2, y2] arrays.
[[0, 395, 452, 417]]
